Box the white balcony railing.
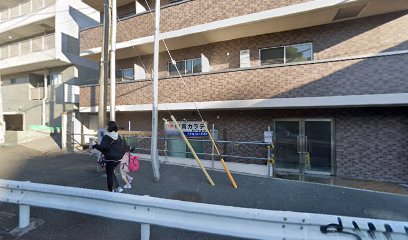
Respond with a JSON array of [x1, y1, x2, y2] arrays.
[[30, 87, 45, 100], [0, 0, 55, 23], [0, 33, 55, 60]]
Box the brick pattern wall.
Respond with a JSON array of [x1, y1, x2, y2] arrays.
[[80, 53, 408, 107], [114, 11, 408, 78], [80, 0, 312, 51], [335, 108, 408, 182], [113, 107, 408, 182]]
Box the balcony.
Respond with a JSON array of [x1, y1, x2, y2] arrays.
[[0, 33, 65, 75], [0, 0, 55, 43], [0, 34, 55, 59], [0, 0, 54, 23], [79, 52, 408, 112], [80, 0, 408, 60], [30, 87, 44, 100]]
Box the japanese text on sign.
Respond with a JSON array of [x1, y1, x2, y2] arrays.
[[264, 131, 273, 143], [165, 121, 208, 137]]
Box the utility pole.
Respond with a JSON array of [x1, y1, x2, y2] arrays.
[[150, 0, 161, 182], [109, 0, 117, 121], [0, 74, 5, 144], [98, 0, 110, 129]]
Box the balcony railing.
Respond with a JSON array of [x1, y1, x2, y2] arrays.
[[30, 87, 44, 100], [0, 0, 55, 23], [0, 33, 55, 59]]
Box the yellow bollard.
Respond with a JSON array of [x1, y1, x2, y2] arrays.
[[170, 115, 215, 186], [203, 121, 238, 189]]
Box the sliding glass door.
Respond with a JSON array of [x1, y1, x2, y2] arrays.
[[274, 119, 333, 175]]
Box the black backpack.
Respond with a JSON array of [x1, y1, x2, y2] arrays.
[[105, 136, 126, 161]]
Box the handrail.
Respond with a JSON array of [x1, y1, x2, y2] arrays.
[[1, 179, 407, 239], [68, 133, 270, 162]]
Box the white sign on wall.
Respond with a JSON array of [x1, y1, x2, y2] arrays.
[[165, 121, 208, 137], [240, 49, 251, 68], [264, 131, 273, 143]]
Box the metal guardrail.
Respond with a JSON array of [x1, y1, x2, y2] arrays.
[[1, 179, 407, 240]]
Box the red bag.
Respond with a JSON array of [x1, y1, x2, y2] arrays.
[[128, 154, 140, 172]]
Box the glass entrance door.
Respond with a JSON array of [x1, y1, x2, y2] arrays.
[[304, 120, 332, 173], [274, 119, 333, 175], [274, 120, 301, 171]]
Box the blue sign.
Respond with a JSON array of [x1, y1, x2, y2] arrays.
[[185, 132, 208, 137]]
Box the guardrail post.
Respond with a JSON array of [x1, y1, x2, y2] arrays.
[[19, 205, 30, 228], [141, 223, 150, 240]]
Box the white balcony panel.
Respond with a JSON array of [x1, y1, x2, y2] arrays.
[[0, 33, 68, 75], [0, 0, 55, 37]]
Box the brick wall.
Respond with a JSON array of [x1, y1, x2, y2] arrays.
[[335, 108, 408, 182], [113, 107, 408, 182], [80, 53, 408, 107], [80, 0, 312, 51], [114, 11, 408, 78]]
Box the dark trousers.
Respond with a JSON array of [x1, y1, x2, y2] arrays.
[[106, 161, 120, 191]]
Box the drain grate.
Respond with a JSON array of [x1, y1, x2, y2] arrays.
[[171, 191, 203, 203]]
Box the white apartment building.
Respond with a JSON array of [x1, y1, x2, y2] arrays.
[[0, 0, 100, 144]]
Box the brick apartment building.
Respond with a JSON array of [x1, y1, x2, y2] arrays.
[[78, 0, 408, 182]]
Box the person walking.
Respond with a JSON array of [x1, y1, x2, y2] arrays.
[[119, 152, 133, 189], [93, 121, 126, 192]]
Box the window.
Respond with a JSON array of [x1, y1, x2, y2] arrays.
[[9, 78, 17, 85], [116, 68, 134, 80], [260, 43, 312, 66], [49, 73, 62, 85], [168, 58, 202, 76]]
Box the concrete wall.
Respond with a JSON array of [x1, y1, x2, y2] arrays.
[[2, 74, 41, 130], [55, 0, 100, 76], [1, 66, 78, 131]]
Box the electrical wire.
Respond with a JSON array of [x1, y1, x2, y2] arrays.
[[113, 9, 174, 116]]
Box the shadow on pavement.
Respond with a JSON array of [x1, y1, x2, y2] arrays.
[[0, 145, 408, 239]]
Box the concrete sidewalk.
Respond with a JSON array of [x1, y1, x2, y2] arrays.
[[0, 145, 408, 239]]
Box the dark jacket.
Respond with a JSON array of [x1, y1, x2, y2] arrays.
[[94, 134, 127, 161]]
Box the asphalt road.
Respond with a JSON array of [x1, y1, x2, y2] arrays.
[[0, 145, 408, 239]]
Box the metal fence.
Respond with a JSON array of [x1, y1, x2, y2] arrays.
[[67, 133, 271, 165], [125, 135, 270, 163], [0, 0, 54, 23], [1, 179, 407, 240], [0, 34, 55, 59]]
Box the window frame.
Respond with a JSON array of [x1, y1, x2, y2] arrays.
[[116, 67, 135, 80], [259, 42, 313, 66], [168, 58, 202, 76]]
